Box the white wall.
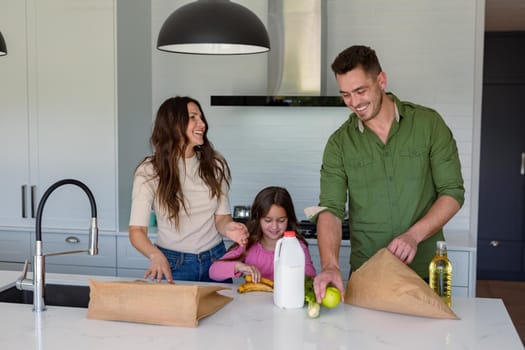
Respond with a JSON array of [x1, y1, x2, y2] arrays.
[[150, 0, 483, 237]]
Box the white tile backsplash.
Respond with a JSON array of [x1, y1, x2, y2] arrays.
[[152, 0, 481, 231]]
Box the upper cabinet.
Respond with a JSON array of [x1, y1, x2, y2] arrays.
[[0, 0, 31, 228], [0, 0, 117, 232]]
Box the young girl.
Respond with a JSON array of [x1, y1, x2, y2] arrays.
[[209, 186, 316, 282]]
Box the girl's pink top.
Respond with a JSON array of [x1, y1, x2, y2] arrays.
[[209, 240, 317, 281]]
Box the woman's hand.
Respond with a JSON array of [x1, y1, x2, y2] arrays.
[[129, 225, 174, 283], [215, 215, 249, 246], [144, 250, 174, 284], [235, 263, 261, 283], [224, 221, 249, 246]]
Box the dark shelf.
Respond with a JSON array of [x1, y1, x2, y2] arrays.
[[211, 95, 345, 107]]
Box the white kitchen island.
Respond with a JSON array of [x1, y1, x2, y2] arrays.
[[0, 271, 522, 350]]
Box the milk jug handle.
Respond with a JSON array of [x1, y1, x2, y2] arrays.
[[274, 239, 283, 264]]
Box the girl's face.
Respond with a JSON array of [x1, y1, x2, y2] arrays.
[[185, 102, 206, 156], [260, 204, 288, 241]]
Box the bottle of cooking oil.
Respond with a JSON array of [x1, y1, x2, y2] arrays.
[[429, 241, 452, 307]]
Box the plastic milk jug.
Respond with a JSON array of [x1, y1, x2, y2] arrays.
[[273, 231, 305, 308]]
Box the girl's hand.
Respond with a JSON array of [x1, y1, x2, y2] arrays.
[[224, 221, 249, 246], [236, 263, 261, 283]]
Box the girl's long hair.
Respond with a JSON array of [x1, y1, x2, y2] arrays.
[[224, 186, 308, 261], [138, 96, 230, 227]]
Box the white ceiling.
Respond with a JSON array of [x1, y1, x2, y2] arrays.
[[485, 0, 525, 31]]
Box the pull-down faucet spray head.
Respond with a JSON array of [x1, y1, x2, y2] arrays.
[[18, 179, 99, 312]]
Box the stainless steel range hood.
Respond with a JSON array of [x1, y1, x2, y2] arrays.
[[211, 0, 343, 107]]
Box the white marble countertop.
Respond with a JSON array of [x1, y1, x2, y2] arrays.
[[0, 271, 522, 350]]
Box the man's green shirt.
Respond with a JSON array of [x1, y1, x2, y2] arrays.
[[319, 93, 464, 278]]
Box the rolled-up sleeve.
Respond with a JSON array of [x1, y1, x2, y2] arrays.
[[430, 115, 465, 207], [129, 163, 156, 227], [319, 129, 349, 222]]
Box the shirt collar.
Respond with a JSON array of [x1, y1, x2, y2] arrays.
[[356, 100, 400, 133]]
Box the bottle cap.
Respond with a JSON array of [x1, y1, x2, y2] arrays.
[[283, 231, 296, 237], [437, 241, 447, 250]]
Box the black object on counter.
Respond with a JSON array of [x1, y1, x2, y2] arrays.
[[297, 220, 350, 240], [233, 216, 350, 240]]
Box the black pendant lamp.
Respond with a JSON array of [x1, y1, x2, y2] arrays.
[[157, 0, 270, 55], [0, 31, 7, 56]]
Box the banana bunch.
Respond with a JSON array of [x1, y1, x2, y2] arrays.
[[237, 275, 274, 293]]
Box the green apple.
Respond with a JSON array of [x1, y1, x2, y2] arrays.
[[322, 286, 341, 308]]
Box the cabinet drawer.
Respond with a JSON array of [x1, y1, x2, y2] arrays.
[[448, 250, 469, 287], [45, 264, 116, 276], [308, 242, 351, 280], [0, 231, 31, 263], [117, 268, 148, 278], [32, 233, 116, 268], [0, 262, 27, 272], [451, 286, 468, 297], [117, 236, 150, 269]]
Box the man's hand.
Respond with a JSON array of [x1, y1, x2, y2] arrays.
[[387, 232, 418, 264], [313, 268, 345, 304]]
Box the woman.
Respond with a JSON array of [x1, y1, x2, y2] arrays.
[[129, 96, 248, 283]]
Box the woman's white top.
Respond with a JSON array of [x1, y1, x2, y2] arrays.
[[129, 156, 231, 253]]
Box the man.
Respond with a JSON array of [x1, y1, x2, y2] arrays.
[[312, 45, 464, 302]]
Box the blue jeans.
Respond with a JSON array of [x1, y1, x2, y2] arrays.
[[156, 242, 227, 282]]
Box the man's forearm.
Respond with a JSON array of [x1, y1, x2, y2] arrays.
[[316, 211, 343, 271], [405, 195, 461, 243]]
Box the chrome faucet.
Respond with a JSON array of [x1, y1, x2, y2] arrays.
[[16, 179, 99, 312]]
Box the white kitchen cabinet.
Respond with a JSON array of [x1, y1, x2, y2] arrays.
[[307, 240, 351, 281], [0, 230, 31, 271], [31, 232, 117, 276], [0, 0, 117, 232], [116, 235, 151, 278], [448, 248, 476, 297], [0, 230, 118, 276], [0, 0, 32, 228]]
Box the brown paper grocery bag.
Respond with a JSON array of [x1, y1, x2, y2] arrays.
[[344, 248, 458, 319], [87, 280, 233, 327]]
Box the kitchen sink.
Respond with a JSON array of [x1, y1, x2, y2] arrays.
[[0, 284, 90, 308]]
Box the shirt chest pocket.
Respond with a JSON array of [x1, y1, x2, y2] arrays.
[[344, 157, 383, 190], [397, 146, 430, 180]]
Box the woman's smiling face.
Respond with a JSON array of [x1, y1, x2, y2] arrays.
[[185, 102, 206, 155]]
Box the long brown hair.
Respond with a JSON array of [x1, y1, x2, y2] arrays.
[[225, 186, 307, 261], [138, 96, 230, 226]]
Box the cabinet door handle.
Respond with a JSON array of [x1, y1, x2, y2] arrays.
[[21, 185, 27, 218], [31, 185, 36, 218], [489, 240, 500, 247], [520, 152, 525, 175], [65, 236, 81, 244]]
